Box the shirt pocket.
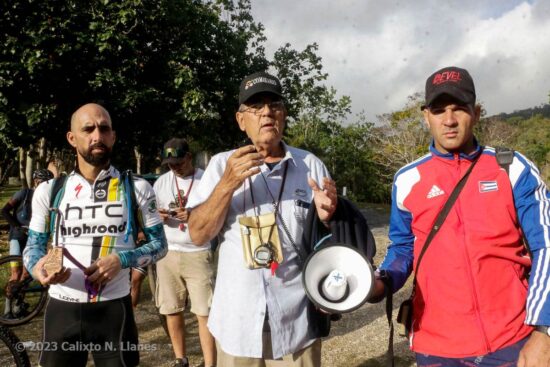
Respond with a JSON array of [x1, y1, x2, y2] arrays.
[[293, 199, 310, 221]]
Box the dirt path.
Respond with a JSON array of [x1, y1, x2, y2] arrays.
[[1, 204, 416, 366]]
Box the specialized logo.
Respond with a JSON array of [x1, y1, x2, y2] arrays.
[[245, 77, 277, 90], [432, 71, 461, 85], [479, 181, 498, 193], [427, 185, 445, 199], [75, 183, 83, 198]]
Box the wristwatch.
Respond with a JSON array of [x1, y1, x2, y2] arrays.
[[535, 325, 550, 336]]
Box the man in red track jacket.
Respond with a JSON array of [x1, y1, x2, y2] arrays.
[[370, 66, 550, 367]]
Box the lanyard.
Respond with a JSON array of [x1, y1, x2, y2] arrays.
[[243, 161, 289, 250], [245, 161, 289, 218], [174, 170, 195, 208]]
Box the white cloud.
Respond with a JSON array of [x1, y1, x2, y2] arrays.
[[251, 0, 550, 121]]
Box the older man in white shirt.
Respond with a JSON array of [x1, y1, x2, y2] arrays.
[[188, 71, 337, 366]]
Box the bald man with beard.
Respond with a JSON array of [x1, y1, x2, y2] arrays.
[[23, 103, 167, 367]]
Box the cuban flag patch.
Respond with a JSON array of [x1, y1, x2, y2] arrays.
[[479, 181, 498, 193]]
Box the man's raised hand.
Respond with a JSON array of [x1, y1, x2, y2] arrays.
[[308, 177, 338, 223], [221, 145, 264, 191]]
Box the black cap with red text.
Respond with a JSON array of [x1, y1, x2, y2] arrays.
[[238, 71, 283, 105], [423, 66, 476, 109]]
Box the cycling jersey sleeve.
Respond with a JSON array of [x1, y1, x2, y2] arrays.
[[117, 179, 167, 268], [510, 153, 550, 325], [379, 172, 415, 292]]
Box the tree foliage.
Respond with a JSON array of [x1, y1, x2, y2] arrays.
[[1, 1, 547, 197], [0, 0, 267, 172], [271, 43, 384, 202]]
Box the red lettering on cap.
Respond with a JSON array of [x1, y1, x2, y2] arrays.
[[432, 71, 462, 85]]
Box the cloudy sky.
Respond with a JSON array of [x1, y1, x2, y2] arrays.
[[250, 0, 550, 121]]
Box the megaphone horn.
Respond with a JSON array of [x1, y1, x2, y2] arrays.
[[302, 243, 374, 314]]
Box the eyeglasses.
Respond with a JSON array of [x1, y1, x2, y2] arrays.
[[163, 147, 188, 159], [241, 101, 285, 115]]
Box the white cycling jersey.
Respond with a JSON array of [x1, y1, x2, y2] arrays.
[[27, 166, 162, 303]]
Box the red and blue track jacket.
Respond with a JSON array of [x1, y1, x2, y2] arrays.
[[380, 142, 550, 357]]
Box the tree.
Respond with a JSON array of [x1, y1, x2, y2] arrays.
[[0, 0, 268, 175], [371, 93, 430, 177]]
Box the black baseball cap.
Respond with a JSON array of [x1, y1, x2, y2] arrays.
[[422, 66, 476, 109], [238, 71, 283, 105], [161, 138, 189, 165]]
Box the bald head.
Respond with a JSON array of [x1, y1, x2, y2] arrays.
[[70, 103, 111, 132], [67, 103, 116, 169]]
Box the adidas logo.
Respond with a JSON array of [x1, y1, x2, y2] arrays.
[[427, 185, 445, 199]]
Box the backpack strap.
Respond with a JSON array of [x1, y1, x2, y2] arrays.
[[495, 146, 514, 174], [121, 170, 144, 244], [48, 176, 68, 234]]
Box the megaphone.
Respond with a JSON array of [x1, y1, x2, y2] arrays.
[[302, 243, 374, 314]]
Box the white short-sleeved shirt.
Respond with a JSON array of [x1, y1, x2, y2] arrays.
[[153, 168, 209, 252], [187, 143, 331, 359]]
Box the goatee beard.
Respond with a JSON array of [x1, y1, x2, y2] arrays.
[[82, 143, 111, 166]]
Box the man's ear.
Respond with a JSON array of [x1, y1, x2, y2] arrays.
[[66, 131, 77, 148], [422, 109, 430, 128], [236, 111, 246, 132], [473, 104, 482, 124]]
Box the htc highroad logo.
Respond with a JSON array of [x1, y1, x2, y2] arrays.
[[60, 202, 127, 238], [64, 202, 124, 220], [60, 221, 127, 238]]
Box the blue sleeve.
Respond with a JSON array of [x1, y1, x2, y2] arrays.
[[510, 153, 550, 325], [526, 248, 550, 325], [22, 229, 49, 277], [512, 154, 550, 252], [117, 223, 168, 269], [379, 180, 414, 292]]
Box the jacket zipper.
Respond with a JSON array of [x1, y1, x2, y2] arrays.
[[455, 154, 491, 353]]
